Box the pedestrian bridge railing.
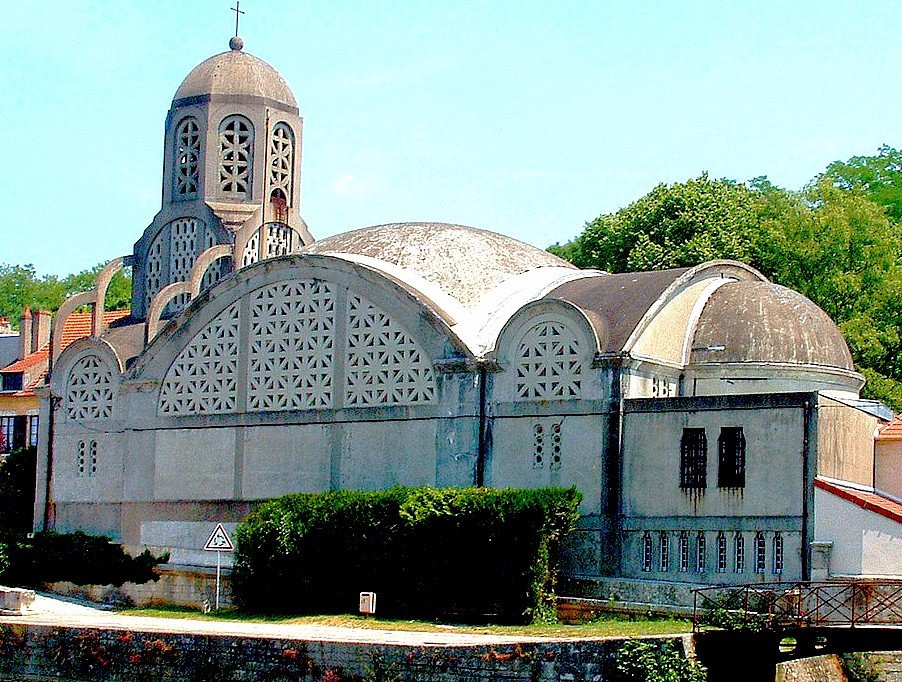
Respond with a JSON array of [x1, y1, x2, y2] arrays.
[[692, 579, 902, 632]]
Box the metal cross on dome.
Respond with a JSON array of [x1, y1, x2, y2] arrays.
[[231, 1, 245, 37]]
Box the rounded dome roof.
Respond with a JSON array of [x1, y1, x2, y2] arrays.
[[306, 222, 575, 308], [173, 45, 297, 109], [690, 281, 854, 370]]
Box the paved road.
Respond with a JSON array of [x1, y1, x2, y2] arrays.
[[0, 593, 619, 646]]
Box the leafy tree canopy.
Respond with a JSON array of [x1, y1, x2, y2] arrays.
[[550, 148, 902, 412], [0, 262, 131, 330]]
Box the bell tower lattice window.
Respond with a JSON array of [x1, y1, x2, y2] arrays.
[[174, 117, 200, 199], [219, 115, 253, 196], [515, 320, 583, 400], [65, 355, 115, 421], [269, 122, 293, 205]]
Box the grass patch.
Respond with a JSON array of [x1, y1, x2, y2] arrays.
[[118, 604, 692, 638]]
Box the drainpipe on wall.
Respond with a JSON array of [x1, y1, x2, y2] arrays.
[[475, 363, 488, 487]]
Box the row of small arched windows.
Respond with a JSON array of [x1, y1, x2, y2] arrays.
[[641, 530, 784, 575], [174, 116, 294, 205]]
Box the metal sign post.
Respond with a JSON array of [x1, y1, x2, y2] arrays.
[[203, 523, 234, 611]]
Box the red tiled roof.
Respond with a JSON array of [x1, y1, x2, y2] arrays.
[[0, 309, 130, 397], [878, 416, 902, 441], [815, 478, 902, 524]]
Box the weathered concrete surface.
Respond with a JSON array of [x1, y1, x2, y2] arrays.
[[0, 587, 35, 615]]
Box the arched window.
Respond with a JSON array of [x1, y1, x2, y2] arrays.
[[174, 117, 200, 199], [219, 115, 253, 196], [65, 355, 115, 421], [515, 320, 583, 400], [269, 122, 293, 204], [270, 189, 288, 224]]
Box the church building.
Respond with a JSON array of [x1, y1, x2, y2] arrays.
[[33, 37, 901, 604]]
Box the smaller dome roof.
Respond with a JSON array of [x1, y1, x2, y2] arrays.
[[306, 222, 574, 308], [690, 281, 854, 370], [173, 46, 297, 109]]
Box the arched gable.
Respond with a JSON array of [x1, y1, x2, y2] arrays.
[[489, 299, 601, 402], [128, 255, 471, 418], [54, 338, 123, 424]]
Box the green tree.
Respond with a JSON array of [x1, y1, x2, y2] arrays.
[[0, 262, 131, 329], [822, 145, 902, 224], [550, 168, 902, 412]]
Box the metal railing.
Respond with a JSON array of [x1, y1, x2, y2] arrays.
[[693, 580, 902, 631]]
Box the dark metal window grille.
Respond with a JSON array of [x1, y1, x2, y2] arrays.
[[680, 428, 707, 489], [718, 427, 746, 488]]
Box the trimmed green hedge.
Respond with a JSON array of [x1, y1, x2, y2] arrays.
[[233, 486, 582, 623], [0, 531, 168, 588]]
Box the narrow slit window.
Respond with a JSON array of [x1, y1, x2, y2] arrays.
[[773, 533, 784, 575], [680, 428, 707, 489], [642, 532, 652, 572], [755, 532, 766, 574], [735, 534, 745, 573], [718, 427, 746, 488], [696, 532, 706, 573], [678, 532, 689, 572], [716, 532, 727, 573], [659, 532, 670, 572], [533, 423, 544, 468]]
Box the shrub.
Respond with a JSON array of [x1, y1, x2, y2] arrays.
[[0, 447, 37, 534], [1, 531, 168, 588], [840, 653, 882, 682], [615, 640, 707, 682], [233, 486, 582, 623]]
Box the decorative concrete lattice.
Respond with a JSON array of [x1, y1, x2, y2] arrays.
[[219, 115, 253, 195], [248, 280, 335, 411], [242, 230, 261, 267], [265, 223, 293, 258], [159, 302, 241, 415], [145, 238, 165, 311], [269, 122, 293, 203], [168, 218, 199, 313], [345, 294, 435, 406], [515, 321, 582, 400], [65, 355, 115, 420], [174, 117, 200, 198]]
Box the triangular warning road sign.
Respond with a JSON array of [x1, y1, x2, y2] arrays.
[[204, 523, 234, 551]]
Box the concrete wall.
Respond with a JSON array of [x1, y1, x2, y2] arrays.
[[620, 394, 811, 583], [814, 487, 902, 576], [817, 395, 876, 487]]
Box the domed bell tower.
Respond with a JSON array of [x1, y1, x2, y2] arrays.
[[132, 37, 313, 321]]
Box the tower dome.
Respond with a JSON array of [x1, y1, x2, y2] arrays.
[[173, 41, 297, 110]]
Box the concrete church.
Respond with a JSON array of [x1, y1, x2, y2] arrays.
[[33, 37, 901, 603]]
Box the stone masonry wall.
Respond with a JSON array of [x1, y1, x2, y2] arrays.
[[0, 623, 693, 682]]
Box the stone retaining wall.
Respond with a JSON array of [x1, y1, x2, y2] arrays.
[[0, 623, 693, 682], [775, 655, 844, 682]]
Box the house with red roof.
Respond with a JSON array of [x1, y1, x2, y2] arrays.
[[0, 308, 129, 454]]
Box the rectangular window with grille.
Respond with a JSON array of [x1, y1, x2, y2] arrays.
[[718, 427, 746, 488], [735, 533, 745, 573], [680, 428, 707, 489], [642, 532, 652, 572], [0, 417, 12, 454], [28, 416, 38, 447]]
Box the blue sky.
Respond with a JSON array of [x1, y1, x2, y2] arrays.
[[1, 1, 899, 276]]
